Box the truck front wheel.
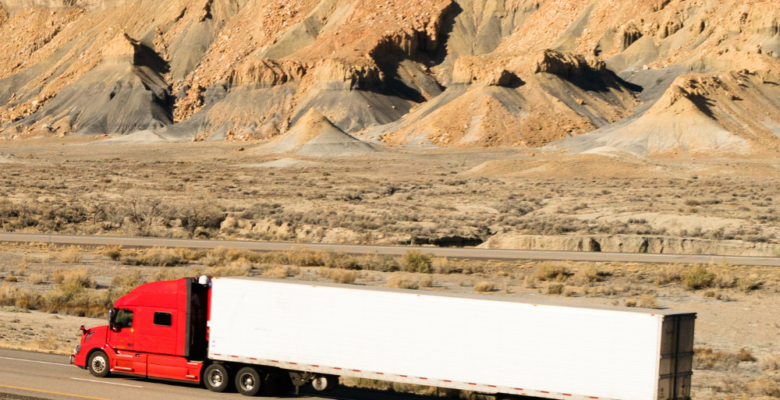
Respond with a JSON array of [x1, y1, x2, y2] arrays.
[[235, 367, 263, 396], [204, 364, 233, 392], [87, 351, 110, 378]]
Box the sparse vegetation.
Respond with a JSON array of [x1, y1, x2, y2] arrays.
[[473, 282, 496, 293]]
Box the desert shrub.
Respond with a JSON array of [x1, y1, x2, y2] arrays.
[[15, 288, 41, 309], [654, 265, 683, 286], [546, 283, 565, 295], [211, 263, 252, 277], [737, 348, 757, 362], [474, 282, 496, 293], [737, 275, 763, 292], [137, 247, 184, 267], [573, 266, 607, 285], [55, 247, 83, 263], [102, 246, 122, 261], [323, 251, 360, 270], [26, 273, 47, 285], [694, 348, 738, 371], [681, 266, 715, 290], [330, 270, 357, 284], [625, 299, 638, 308], [402, 250, 432, 273], [262, 267, 290, 279], [387, 273, 419, 290], [760, 355, 780, 371], [418, 275, 434, 288], [365, 254, 400, 272], [4, 276, 17, 283], [21, 254, 43, 263], [638, 294, 659, 309], [748, 376, 780, 397], [534, 264, 570, 282], [53, 269, 94, 290], [286, 247, 324, 267], [523, 275, 537, 289], [111, 270, 145, 297]]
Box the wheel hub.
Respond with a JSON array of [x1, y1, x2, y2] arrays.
[[91, 357, 106, 373], [209, 370, 224, 387], [241, 374, 255, 390]]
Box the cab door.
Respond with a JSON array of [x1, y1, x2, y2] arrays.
[[108, 308, 147, 375]]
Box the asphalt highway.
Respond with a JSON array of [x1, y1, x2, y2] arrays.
[[0, 232, 778, 267], [0, 349, 439, 400]]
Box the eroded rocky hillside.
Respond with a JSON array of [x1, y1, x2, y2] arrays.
[[1, 0, 780, 155]]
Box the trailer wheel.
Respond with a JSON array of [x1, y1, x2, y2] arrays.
[[204, 364, 233, 392], [235, 367, 263, 396], [87, 351, 110, 378], [264, 370, 293, 396], [312, 374, 339, 392]]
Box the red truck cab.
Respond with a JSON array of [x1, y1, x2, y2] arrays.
[[71, 278, 210, 383]]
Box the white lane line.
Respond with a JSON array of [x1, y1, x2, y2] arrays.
[[0, 356, 71, 367], [71, 378, 143, 388]]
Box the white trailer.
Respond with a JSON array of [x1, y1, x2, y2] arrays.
[[207, 277, 695, 400]]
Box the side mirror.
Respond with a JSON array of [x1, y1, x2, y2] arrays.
[[79, 325, 87, 335]]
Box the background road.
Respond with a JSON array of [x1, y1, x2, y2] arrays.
[[0, 232, 778, 267], [0, 349, 440, 400]]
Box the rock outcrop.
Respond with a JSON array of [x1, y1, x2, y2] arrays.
[[479, 234, 780, 257]]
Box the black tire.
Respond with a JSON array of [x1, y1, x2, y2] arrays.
[[235, 367, 263, 396], [87, 351, 110, 378], [203, 363, 233, 393], [264, 370, 293, 396]]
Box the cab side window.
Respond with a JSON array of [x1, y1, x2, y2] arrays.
[[153, 312, 172, 327], [115, 309, 134, 328]]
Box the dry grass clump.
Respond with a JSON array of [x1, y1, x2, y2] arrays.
[[26, 273, 47, 285], [402, 250, 432, 273], [760, 354, 780, 371], [102, 246, 122, 261], [21, 254, 43, 263], [473, 282, 496, 293], [329, 270, 357, 284], [654, 265, 683, 286], [55, 247, 83, 263], [262, 266, 291, 279], [747, 376, 780, 397], [573, 266, 607, 285], [638, 294, 659, 309], [546, 283, 565, 295], [386, 273, 419, 290], [4, 276, 17, 283], [418, 275, 434, 288], [695, 348, 739, 371], [136, 247, 185, 267], [737, 348, 757, 363], [112, 270, 145, 297], [681, 266, 716, 290], [534, 264, 570, 282]]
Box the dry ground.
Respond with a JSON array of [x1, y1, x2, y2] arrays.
[[0, 139, 779, 251], [0, 243, 777, 399]]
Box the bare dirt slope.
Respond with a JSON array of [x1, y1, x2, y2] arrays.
[[0, 0, 780, 156]]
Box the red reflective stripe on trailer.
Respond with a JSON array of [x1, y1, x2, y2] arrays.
[[419, 378, 427, 380], [468, 383, 477, 386], [514, 388, 524, 391], [334, 368, 342, 370], [250, 358, 257, 360], [376, 373, 384, 375], [271, 360, 279, 363], [353, 370, 361, 372], [444, 380, 452, 383], [231, 356, 239, 358], [488, 385, 496, 388], [590, 397, 600, 399], [541, 391, 550, 394], [290, 362, 297, 365], [213, 354, 221, 356], [563, 394, 572, 397], [400, 375, 407, 378]]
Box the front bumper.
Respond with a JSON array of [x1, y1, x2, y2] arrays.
[[69, 354, 75, 365]]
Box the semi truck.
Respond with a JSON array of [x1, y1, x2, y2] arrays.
[[71, 276, 696, 400]]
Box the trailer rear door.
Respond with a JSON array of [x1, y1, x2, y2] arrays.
[[657, 313, 696, 400]]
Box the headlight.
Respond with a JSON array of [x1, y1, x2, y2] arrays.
[[74, 345, 81, 355]]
